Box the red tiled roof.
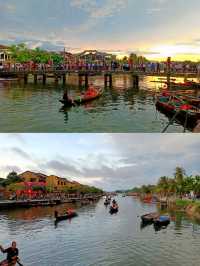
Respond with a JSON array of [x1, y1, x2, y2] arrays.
[[0, 45, 10, 49]]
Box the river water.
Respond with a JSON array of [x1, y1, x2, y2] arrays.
[[0, 196, 200, 266], [0, 75, 198, 133]]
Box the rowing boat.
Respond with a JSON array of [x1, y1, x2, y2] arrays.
[[54, 211, 78, 223], [156, 95, 200, 129], [59, 88, 103, 107], [141, 213, 159, 224]]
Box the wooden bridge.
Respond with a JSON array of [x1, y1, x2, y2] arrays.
[[0, 69, 199, 87]]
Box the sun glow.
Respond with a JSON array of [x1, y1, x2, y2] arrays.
[[147, 44, 200, 62]]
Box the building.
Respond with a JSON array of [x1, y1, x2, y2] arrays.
[[60, 51, 77, 64], [76, 50, 116, 63], [18, 171, 80, 192], [0, 45, 11, 65], [19, 171, 47, 183]]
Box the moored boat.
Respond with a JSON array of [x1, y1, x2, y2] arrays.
[[104, 200, 110, 206], [153, 215, 170, 227], [54, 210, 78, 223], [141, 212, 159, 224], [168, 81, 200, 90], [156, 94, 200, 129], [59, 88, 103, 107]]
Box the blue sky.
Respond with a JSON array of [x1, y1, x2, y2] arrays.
[[1, 0, 200, 60], [0, 134, 199, 191]]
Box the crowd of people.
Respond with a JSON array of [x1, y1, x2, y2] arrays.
[[1, 60, 200, 74]]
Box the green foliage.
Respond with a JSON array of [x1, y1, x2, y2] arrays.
[[7, 183, 26, 191], [32, 186, 46, 192], [130, 167, 200, 197], [51, 53, 63, 65], [175, 199, 191, 207], [0, 171, 22, 187], [9, 43, 64, 64]]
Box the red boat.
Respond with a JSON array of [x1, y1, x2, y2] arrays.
[[169, 81, 200, 90], [60, 88, 103, 107], [156, 94, 200, 129]]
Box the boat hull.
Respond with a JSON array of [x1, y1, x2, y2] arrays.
[[156, 99, 200, 129], [109, 207, 119, 214], [60, 89, 103, 107], [55, 212, 78, 223]]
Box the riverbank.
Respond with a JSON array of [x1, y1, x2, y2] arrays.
[[0, 195, 102, 210], [174, 199, 200, 220]]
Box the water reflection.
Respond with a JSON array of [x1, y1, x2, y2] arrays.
[[1, 197, 200, 266], [0, 75, 197, 132]]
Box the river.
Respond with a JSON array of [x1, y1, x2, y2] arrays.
[[0, 75, 199, 133], [0, 196, 200, 266]]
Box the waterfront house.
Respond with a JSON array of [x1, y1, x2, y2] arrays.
[[18, 171, 79, 192], [76, 50, 115, 63], [0, 45, 11, 65], [19, 171, 47, 183]]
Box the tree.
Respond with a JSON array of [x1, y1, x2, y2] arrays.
[[174, 167, 185, 184], [51, 53, 63, 65]]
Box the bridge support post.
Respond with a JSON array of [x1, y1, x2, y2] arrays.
[[78, 74, 83, 87], [104, 73, 112, 87], [55, 75, 59, 83], [62, 74, 66, 85], [24, 74, 28, 84], [109, 74, 112, 87], [132, 74, 139, 88], [42, 74, 46, 85], [34, 74, 37, 84], [85, 73, 89, 88]]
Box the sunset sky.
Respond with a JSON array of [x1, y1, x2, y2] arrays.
[[0, 0, 200, 61], [0, 134, 199, 191]]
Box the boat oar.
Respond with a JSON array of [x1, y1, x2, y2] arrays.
[[162, 109, 181, 133], [183, 111, 188, 133], [17, 259, 24, 266]]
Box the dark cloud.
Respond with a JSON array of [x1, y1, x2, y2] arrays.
[[0, 165, 22, 176], [11, 147, 31, 160]]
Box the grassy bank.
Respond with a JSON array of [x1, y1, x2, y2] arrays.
[[175, 199, 200, 220]]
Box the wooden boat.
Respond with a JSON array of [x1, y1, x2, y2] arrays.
[[0, 259, 22, 266], [104, 200, 110, 206], [156, 95, 200, 129], [177, 95, 200, 107], [141, 213, 159, 224], [153, 216, 170, 227], [169, 81, 200, 90], [109, 206, 119, 214], [54, 210, 78, 223], [59, 88, 103, 107]]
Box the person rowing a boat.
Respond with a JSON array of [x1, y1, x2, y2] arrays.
[[66, 208, 75, 215], [0, 241, 19, 266], [63, 90, 73, 105], [85, 84, 98, 97]]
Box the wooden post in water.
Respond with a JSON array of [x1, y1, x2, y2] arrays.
[[79, 73, 83, 87], [55, 75, 59, 83], [42, 74, 46, 85], [104, 73, 112, 87], [166, 57, 171, 89], [62, 74, 66, 85], [104, 74, 108, 87], [85, 73, 89, 87], [34, 74, 37, 84], [24, 74, 28, 84], [132, 74, 139, 88]]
